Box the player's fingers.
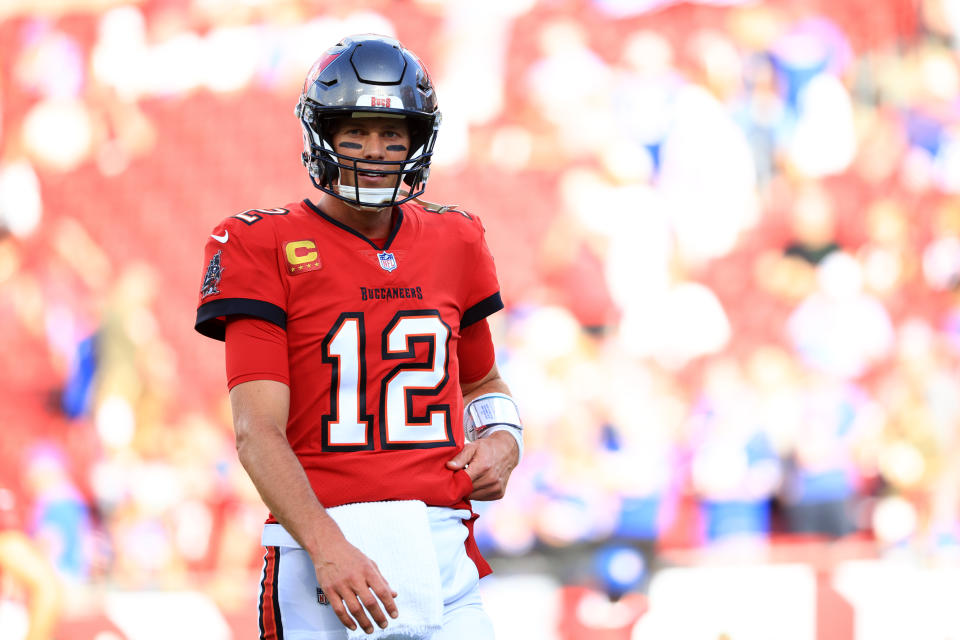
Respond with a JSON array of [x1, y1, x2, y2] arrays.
[[471, 488, 504, 501], [369, 576, 400, 620], [445, 442, 477, 470], [470, 476, 507, 500], [344, 593, 375, 635], [463, 454, 497, 484], [328, 591, 358, 632], [464, 450, 492, 482], [358, 589, 390, 629]]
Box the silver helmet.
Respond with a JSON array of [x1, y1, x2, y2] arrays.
[[295, 34, 441, 208]]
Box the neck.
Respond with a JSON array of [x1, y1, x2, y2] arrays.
[[317, 192, 395, 239]]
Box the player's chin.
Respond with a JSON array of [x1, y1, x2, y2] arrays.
[[358, 176, 400, 189]]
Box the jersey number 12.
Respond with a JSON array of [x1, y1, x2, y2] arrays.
[[321, 310, 453, 451]]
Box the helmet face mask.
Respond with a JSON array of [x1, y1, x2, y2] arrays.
[[296, 35, 441, 209]]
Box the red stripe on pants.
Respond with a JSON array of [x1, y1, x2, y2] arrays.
[[259, 546, 283, 639]]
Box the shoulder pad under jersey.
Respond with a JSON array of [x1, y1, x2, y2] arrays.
[[412, 198, 472, 219]]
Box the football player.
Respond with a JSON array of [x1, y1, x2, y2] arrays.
[[195, 34, 522, 639]]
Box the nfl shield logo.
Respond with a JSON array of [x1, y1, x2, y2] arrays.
[[377, 251, 397, 272]]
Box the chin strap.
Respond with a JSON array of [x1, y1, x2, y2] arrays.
[[463, 393, 523, 463], [336, 185, 403, 206]]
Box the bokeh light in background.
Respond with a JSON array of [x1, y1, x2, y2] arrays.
[[2, 0, 960, 638]]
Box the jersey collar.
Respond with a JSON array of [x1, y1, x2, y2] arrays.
[[304, 199, 404, 251]]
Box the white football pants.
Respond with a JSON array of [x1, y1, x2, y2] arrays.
[[256, 507, 495, 639]]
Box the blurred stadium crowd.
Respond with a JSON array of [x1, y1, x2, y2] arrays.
[[2, 0, 960, 636]]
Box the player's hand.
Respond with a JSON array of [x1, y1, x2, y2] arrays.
[[446, 431, 519, 500], [312, 534, 399, 634]]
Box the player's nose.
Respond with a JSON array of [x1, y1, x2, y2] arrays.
[[363, 134, 387, 159]]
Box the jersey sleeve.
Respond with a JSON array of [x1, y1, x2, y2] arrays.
[[460, 213, 504, 329], [225, 316, 290, 389], [195, 215, 287, 341], [458, 318, 495, 384]]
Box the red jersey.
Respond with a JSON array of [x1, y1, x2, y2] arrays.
[[195, 199, 503, 515]]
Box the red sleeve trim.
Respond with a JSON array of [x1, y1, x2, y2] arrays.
[[225, 316, 290, 389], [228, 372, 290, 388], [458, 318, 495, 384]]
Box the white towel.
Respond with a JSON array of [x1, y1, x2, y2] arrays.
[[326, 500, 443, 640]]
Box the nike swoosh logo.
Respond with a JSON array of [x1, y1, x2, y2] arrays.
[[210, 231, 229, 243]]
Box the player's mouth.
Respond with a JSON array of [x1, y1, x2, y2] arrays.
[[356, 169, 393, 186]]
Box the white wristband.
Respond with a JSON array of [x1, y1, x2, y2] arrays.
[[463, 393, 523, 462]]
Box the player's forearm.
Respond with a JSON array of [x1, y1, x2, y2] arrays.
[[235, 424, 343, 558], [461, 368, 511, 404], [460, 364, 523, 466]]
